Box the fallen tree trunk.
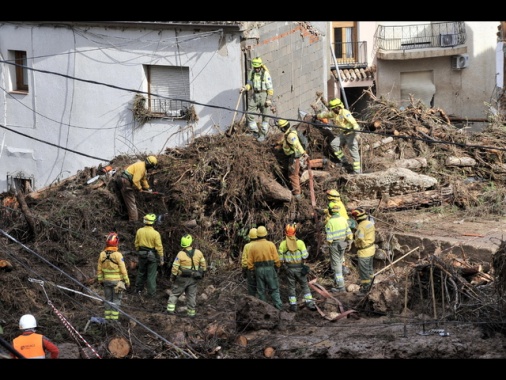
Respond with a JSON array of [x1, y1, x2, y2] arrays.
[[258, 174, 292, 202], [15, 190, 37, 235], [348, 186, 454, 211]]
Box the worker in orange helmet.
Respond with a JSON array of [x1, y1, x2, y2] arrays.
[[277, 223, 316, 312]]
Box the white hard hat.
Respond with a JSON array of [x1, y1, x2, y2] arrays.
[[19, 314, 37, 330]]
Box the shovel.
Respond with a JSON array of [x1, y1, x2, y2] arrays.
[[226, 92, 243, 137]]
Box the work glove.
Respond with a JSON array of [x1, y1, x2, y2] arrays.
[[240, 86, 247, 93], [265, 99, 272, 107], [114, 281, 126, 293], [146, 188, 153, 193], [346, 241, 353, 252]]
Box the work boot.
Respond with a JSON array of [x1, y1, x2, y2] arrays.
[[289, 304, 297, 312], [331, 287, 346, 293], [257, 133, 266, 142], [306, 303, 317, 311]]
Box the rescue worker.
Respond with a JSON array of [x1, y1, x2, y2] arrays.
[[274, 119, 309, 200], [12, 314, 59, 359], [240, 57, 274, 142], [97, 232, 130, 321], [316, 98, 361, 174], [241, 227, 258, 296], [351, 208, 376, 293], [324, 189, 352, 275], [166, 234, 207, 318], [134, 213, 164, 298], [325, 201, 353, 292], [115, 155, 158, 221], [247, 226, 283, 310], [278, 224, 316, 312]]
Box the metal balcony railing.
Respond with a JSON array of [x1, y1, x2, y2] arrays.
[[374, 21, 466, 51], [331, 41, 368, 67]]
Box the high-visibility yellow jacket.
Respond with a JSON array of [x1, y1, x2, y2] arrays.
[[135, 225, 164, 261], [247, 238, 281, 270], [325, 214, 353, 243], [97, 247, 130, 285], [124, 160, 150, 191], [317, 108, 359, 134], [354, 219, 376, 258], [171, 247, 207, 275]]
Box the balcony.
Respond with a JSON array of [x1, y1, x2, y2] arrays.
[[375, 21, 468, 60], [331, 40, 368, 68]]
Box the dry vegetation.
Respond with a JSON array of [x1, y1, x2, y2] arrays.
[[1, 91, 506, 359]]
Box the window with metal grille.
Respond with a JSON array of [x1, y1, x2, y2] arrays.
[[146, 65, 191, 118]]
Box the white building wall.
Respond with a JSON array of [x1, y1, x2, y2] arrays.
[[0, 23, 242, 192], [375, 21, 498, 121]]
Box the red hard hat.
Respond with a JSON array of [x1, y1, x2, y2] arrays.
[[106, 232, 119, 247]]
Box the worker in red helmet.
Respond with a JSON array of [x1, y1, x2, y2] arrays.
[[277, 224, 316, 312], [97, 232, 130, 321]]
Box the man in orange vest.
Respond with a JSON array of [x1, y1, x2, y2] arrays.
[[12, 314, 59, 359]]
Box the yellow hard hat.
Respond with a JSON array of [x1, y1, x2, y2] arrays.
[[248, 228, 258, 240], [143, 213, 156, 225], [328, 201, 341, 214], [326, 189, 341, 200], [328, 98, 344, 109], [257, 226, 268, 238], [145, 155, 158, 168], [276, 119, 290, 131], [181, 234, 193, 247], [251, 57, 263, 68], [351, 208, 367, 221]]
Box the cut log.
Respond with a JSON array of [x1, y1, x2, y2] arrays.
[[108, 337, 131, 358], [445, 156, 477, 167], [363, 136, 393, 151], [258, 174, 292, 202], [300, 170, 331, 184], [393, 158, 428, 170]]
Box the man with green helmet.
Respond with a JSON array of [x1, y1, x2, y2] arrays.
[[316, 98, 362, 174], [240, 56, 274, 142], [134, 213, 164, 298], [166, 234, 207, 318]]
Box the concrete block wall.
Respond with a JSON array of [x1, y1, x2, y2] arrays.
[[245, 22, 328, 124]]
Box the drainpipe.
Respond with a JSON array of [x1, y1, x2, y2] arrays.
[[329, 43, 349, 109]]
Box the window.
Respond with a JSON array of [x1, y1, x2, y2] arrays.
[[7, 172, 34, 193], [146, 65, 191, 118], [12, 50, 28, 92], [332, 22, 357, 65]]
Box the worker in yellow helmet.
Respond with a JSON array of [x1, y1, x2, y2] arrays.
[[324, 202, 353, 293], [134, 213, 164, 298], [166, 234, 207, 318], [115, 155, 158, 221], [316, 98, 361, 174], [240, 227, 258, 296], [274, 119, 309, 200], [322, 189, 352, 275], [240, 57, 274, 142], [351, 208, 376, 293]]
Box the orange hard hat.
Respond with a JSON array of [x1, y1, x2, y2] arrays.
[[285, 224, 296, 237]]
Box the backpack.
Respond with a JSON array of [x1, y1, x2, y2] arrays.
[[297, 130, 308, 150]]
